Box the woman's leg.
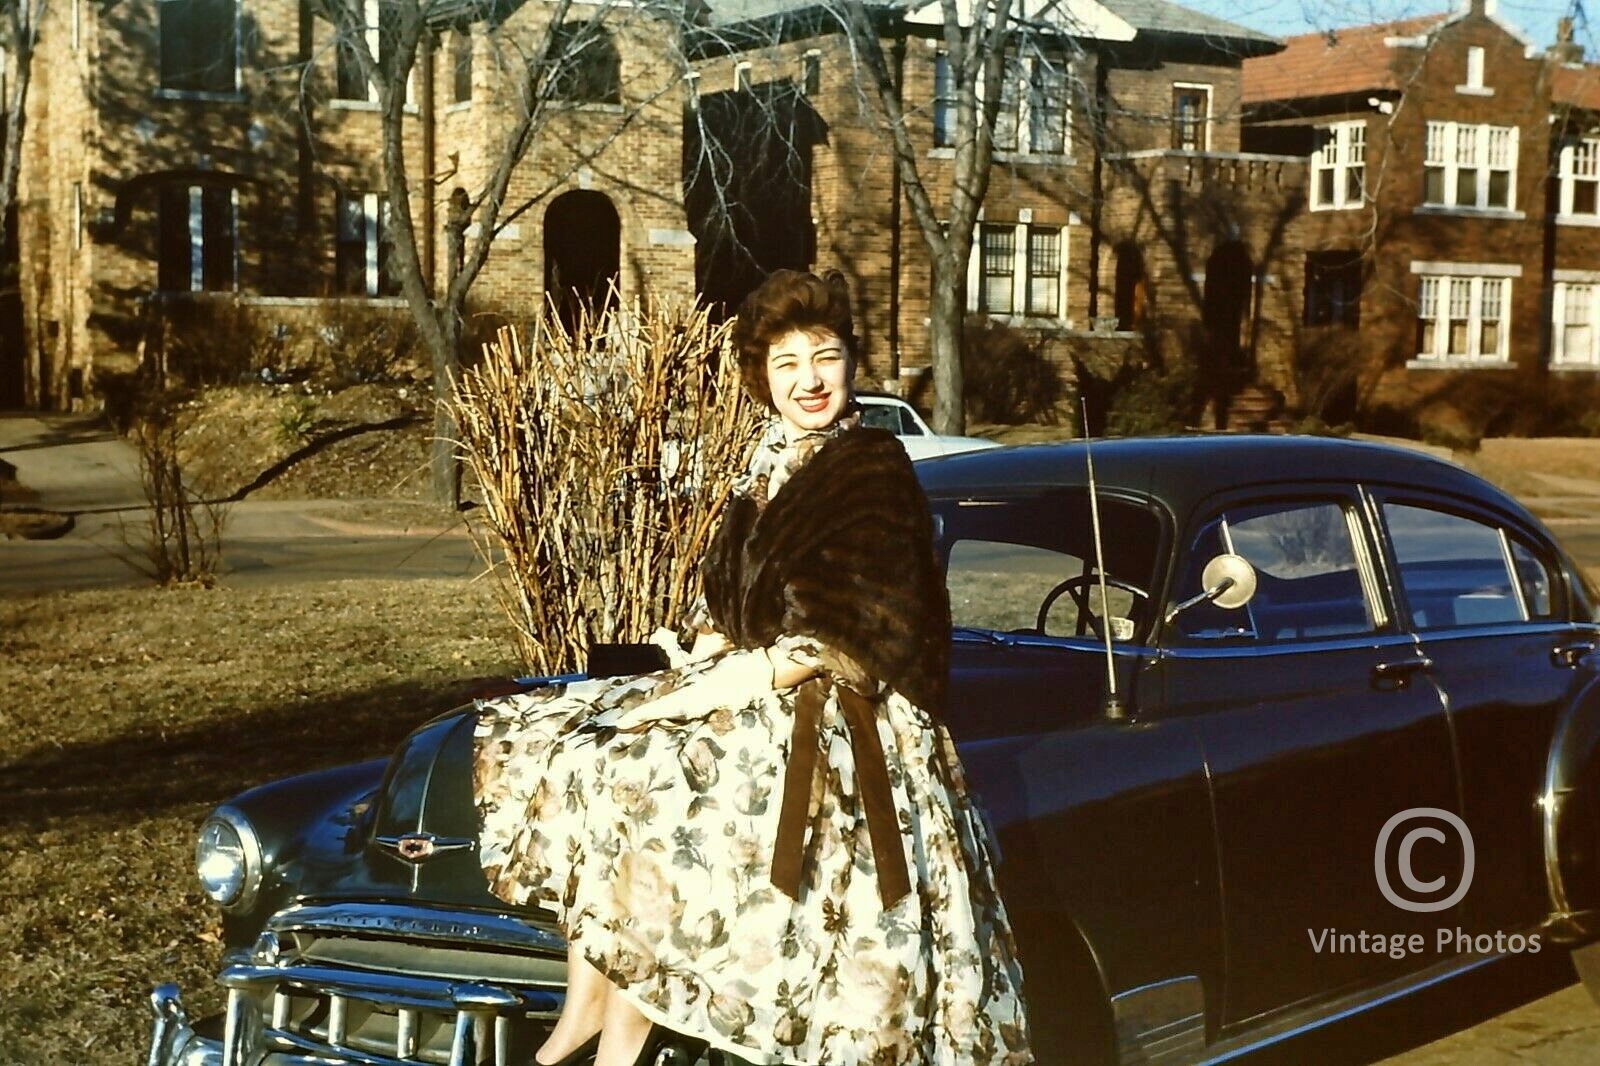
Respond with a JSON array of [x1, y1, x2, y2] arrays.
[[593, 987, 654, 1066], [535, 944, 610, 1064]]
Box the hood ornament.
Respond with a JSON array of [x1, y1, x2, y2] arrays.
[[374, 832, 476, 865]]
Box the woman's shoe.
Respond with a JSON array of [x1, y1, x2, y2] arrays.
[[630, 1025, 709, 1066], [534, 1030, 602, 1066]]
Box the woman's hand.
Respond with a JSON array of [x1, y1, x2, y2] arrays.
[[689, 629, 733, 662], [765, 643, 874, 692]]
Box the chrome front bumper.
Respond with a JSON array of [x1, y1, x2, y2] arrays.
[[148, 903, 566, 1066], [148, 974, 561, 1066]]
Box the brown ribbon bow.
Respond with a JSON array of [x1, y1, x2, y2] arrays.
[[770, 679, 912, 910]]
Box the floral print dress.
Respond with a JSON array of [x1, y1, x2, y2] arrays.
[[473, 419, 1033, 1066]]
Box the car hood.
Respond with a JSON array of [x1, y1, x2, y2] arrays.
[[270, 708, 513, 914]]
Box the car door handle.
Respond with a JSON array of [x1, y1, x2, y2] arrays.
[[1553, 641, 1598, 668], [1371, 657, 1433, 687]]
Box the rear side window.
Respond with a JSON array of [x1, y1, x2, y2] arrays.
[[1383, 503, 1556, 627], [860, 402, 920, 436], [1175, 500, 1380, 642]]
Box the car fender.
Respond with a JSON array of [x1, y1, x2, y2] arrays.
[[1541, 659, 1600, 936]]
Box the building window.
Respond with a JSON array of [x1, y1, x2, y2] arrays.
[[1415, 274, 1508, 361], [1305, 250, 1362, 327], [335, 0, 390, 101], [978, 224, 1016, 313], [733, 61, 752, 92], [973, 221, 1066, 318], [934, 53, 957, 148], [1464, 46, 1484, 89], [1559, 137, 1600, 218], [800, 49, 821, 96], [336, 192, 396, 297], [987, 53, 1070, 156], [1311, 121, 1364, 210], [1554, 283, 1599, 366], [1423, 122, 1517, 210], [1027, 228, 1061, 316], [1171, 83, 1210, 151], [159, 0, 238, 95], [158, 184, 237, 292], [452, 29, 472, 103], [549, 22, 621, 104]]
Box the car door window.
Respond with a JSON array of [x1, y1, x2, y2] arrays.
[[1175, 500, 1380, 642], [1384, 503, 1556, 627], [936, 491, 1161, 642]]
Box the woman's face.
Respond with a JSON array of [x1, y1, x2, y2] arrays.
[[766, 328, 852, 436]]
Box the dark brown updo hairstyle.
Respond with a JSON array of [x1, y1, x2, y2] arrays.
[[731, 269, 858, 409]]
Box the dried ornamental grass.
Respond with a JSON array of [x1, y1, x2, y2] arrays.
[[452, 302, 762, 675]]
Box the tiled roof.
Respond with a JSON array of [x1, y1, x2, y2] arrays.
[[1096, 0, 1277, 46], [1553, 64, 1600, 111], [1241, 13, 1448, 105]]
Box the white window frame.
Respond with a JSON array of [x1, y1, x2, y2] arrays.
[[800, 49, 821, 96], [333, 0, 415, 107], [1412, 272, 1511, 363], [1457, 46, 1490, 94], [1311, 120, 1365, 210], [733, 60, 752, 92], [978, 52, 1072, 158], [1171, 81, 1212, 152], [1558, 137, 1600, 221], [1553, 282, 1600, 367], [338, 192, 388, 298], [1422, 121, 1518, 211], [966, 216, 1069, 321]]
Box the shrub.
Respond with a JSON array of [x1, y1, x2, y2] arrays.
[[124, 387, 230, 586], [313, 301, 424, 387], [451, 301, 763, 675], [962, 317, 1063, 424]]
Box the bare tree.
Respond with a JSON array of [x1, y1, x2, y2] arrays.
[[315, 0, 684, 505], [831, 0, 1020, 435], [0, 0, 44, 255]]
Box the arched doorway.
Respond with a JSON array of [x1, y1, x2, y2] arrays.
[[544, 191, 620, 333], [1202, 241, 1255, 427], [1113, 243, 1147, 331]]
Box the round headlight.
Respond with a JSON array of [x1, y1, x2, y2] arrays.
[[195, 808, 261, 911]]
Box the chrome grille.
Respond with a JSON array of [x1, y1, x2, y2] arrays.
[[212, 903, 566, 1066]]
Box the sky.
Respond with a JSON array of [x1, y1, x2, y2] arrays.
[[1180, 0, 1581, 53]]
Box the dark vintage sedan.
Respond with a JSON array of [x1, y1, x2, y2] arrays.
[[151, 435, 1600, 1065]]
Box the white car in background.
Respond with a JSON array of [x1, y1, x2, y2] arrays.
[[857, 393, 1002, 461]]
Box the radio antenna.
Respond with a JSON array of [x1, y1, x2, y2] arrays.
[[1082, 400, 1125, 720]]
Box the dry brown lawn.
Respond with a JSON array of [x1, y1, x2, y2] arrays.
[[0, 579, 517, 1064]]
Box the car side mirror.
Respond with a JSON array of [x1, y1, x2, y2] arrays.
[[1164, 553, 1258, 624]]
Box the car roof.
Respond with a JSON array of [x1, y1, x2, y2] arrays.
[[915, 433, 1540, 529]]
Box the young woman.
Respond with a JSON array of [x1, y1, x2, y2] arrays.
[[474, 269, 1032, 1066]]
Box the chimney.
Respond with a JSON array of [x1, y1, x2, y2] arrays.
[[1548, 17, 1585, 64]]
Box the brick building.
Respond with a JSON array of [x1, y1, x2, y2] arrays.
[[690, 0, 1304, 428], [6, 0, 697, 409], [1242, 2, 1600, 439]]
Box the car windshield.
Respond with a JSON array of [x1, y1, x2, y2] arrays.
[[931, 489, 1162, 643]]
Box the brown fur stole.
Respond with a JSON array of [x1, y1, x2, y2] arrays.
[[702, 426, 949, 715]]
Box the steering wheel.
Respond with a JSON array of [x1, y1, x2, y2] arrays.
[[1037, 575, 1150, 638]]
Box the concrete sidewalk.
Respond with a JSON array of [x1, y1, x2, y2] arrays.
[[0, 411, 144, 513], [0, 410, 470, 541]]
